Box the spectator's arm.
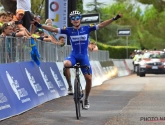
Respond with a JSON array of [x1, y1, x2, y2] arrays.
[[49, 35, 59, 44], [30, 24, 36, 34], [15, 31, 24, 37], [57, 40, 65, 45], [11, 31, 24, 37], [25, 28, 31, 36], [19, 28, 31, 37], [43, 37, 52, 42], [32, 21, 59, 33], [17, 24, 31, 36]]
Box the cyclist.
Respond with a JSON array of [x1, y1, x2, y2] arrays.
[[32, 10, 122, 109]]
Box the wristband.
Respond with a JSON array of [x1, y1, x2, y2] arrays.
[[34, 22, 42, 28], [112, 14, 121, 20], [11, 32, 16, 37]]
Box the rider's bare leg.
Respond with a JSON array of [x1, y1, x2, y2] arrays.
[[64, 60, 72, 88], [84, 74, 92, 100]]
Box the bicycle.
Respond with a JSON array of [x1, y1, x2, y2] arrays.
[[64, 62, 90, 119]]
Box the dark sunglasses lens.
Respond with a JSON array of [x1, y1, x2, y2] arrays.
[[71, 16, 75, 20], [71, 16, 80, 20], [75, 16, 80, 20]]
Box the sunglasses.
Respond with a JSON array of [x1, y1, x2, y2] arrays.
[[70, 15, 81, 21]]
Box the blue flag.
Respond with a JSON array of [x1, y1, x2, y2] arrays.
[[30, 38, 40, 66]]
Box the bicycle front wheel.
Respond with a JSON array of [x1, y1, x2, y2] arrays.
[[74, 78, 81, 119]]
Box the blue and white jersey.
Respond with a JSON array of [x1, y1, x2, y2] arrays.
[[57, 24, 99, 55]]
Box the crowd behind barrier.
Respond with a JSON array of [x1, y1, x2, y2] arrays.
[[0, 36, 110, 64]]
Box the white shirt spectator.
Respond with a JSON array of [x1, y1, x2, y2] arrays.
[[17, 0, 31, 11], [14, 0, 32, 30]]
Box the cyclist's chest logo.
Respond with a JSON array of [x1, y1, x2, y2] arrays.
[[70, 34, 88, 42], [79, 27, 86, 34]]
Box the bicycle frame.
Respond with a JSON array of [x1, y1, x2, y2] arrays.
[[64, 63, 90, 119]]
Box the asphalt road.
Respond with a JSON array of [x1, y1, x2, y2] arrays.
[[1, 74, 165, 125]]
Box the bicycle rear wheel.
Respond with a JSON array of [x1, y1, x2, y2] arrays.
[[74, 78, 81, 119]]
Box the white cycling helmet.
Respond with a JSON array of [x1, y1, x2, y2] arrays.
[[69, 10, 81, 17]]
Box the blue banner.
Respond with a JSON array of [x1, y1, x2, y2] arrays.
[[0, 75, 17, 120], [45, 62, 67, 96], [0, 63, 36, 115], [37, 62, 60, 100], [19, 61, 49, 104], [0, 61, 68, 121]]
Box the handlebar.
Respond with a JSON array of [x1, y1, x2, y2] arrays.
[[64, 63, 90, 75]]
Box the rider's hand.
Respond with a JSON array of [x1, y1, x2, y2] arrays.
[[31, 20, 42, 28], [113, 13, 123, 20]]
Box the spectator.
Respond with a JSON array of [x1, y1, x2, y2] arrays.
[[13, 21, 30, 38], [129, 52, 135, 59], [32, 28, 52, 42], [0, 12, 7, 34], [6, 11, 14, 22], [42, 19, 59, 44], [58, 36, 65, 46], [88, 41, 98, 51], [1, 22, 24, 37], [12, 9, 31, 37], [45, 19, 53, 26], [12, 9, 24, 22], [12, 0, 33, 30], [31, 15, 41, 34], [1, 22, 24, 62], [0, 12, 7, 26]]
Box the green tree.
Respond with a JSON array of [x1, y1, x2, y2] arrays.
[[85, 0, 105, 13], [31, 0, 45, 22], [137, 0, 165, 12], [82, 0, 165, 50], [93, 2, 142, 47], [76, 0, 83, 13], [0, 0, 16, 13]]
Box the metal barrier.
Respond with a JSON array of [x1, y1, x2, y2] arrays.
[[0, 37, 109, 63]]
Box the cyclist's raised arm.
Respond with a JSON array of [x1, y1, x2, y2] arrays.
[[98, 13, 122, 29], [41, 25, 59, 33], [31, 20, 59, 33]]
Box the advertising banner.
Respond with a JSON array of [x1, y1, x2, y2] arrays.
[[0, 63, 36, 115], [48, 0, 68, 45], [94, 61, 107, 81], [45, 62, 67, 96], [0, 75, 17, 121], [56, 62, 86, 91], [81, 13, 100, 24], [90, 61, 103, 87], [55, 62, 68, 87], [48, 0, 68, 28], [117, 29, 131, 36], [19, 62, 49, 104], [38, 62, 60, 100]]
